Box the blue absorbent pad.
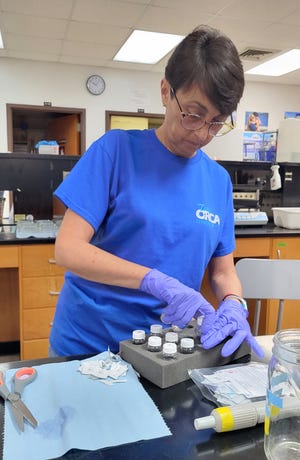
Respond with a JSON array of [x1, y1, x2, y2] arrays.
[[3, 353, 171, 460]]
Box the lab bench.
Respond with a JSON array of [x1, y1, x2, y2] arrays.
[[1, 226, 300, 360], [0, 355, 267, 460]]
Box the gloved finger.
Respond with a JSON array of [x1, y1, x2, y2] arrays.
[[220, 330, 247, 357], [200, 312, 217, 336], [201, 323, 235, 349], [161, 312, 189, 329], [246, 335, 265, 358]]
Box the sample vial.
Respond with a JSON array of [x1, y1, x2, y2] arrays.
[[194, 315, 204, 342], [147, 335, 162, 352], [150, 324, 163, 337], [132, 329, 146, 345], [165, 331, 179, 344], [162, 342, 177, 360], [180, 337, 195, 354]]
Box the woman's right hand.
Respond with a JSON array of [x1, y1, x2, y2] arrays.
[[140, 269, 215, 329]]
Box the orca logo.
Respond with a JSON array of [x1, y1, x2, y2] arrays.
[[195, 207, 220, 225]]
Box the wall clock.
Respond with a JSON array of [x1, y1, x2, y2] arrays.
[[86, 75, 106, 95]]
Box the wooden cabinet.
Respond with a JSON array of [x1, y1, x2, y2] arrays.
[[0, 246, 20, 343], [19, 245, 64, 359], [234, 237, 271, 258], [265, 237, 300, 333]]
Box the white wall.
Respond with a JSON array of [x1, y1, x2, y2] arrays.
[[1, 57, 300, 157]]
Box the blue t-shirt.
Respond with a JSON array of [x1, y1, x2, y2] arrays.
[[50, 129, 235, 355]]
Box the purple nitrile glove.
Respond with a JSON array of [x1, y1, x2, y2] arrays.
[[140, 269, 215, 329], [201, 299, 264, 358]]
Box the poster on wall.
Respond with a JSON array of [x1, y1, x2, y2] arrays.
[[243, 111, 274, 161], [244, 111, 269, 132], [284, 111, 300, 118]]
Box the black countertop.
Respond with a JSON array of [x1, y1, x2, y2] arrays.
[[0, 355, 267, 460], [1, 223, 300, 246], [234, 223, 300, 238]]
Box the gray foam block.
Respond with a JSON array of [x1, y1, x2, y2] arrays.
[[120, 323, 250, 388]]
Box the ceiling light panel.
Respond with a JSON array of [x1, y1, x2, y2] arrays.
[[246, 49, 300, 76], [114, 30, 184, 64]]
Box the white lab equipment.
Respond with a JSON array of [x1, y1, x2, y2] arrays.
[[276, 118, 300, 163], [270, 164, 281, 190], [194, 400, 265, 432], [194, 397, 299, 434]]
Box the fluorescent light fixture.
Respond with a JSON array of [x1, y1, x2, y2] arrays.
[[114, 30, 184, 64], [246, 49, 300, 76], [0, 29, 3, 48]]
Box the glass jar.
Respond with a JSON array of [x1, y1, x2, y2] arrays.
[[264, 329, 300, 460]]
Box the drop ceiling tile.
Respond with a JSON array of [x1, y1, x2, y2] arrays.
[[2, 13, 67, 38], [72, 0, 147, 26], [5, 32, 62, 54], [0, 0, 74, 18], [136, 5, 213, 34], [62, 39, 118, 60], [66, 21, 130, 46], [221, 0, 300, 22]]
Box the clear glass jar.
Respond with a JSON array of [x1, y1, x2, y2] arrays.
[[264, 329, 300, 460]]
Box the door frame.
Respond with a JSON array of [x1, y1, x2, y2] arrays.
[[6, 103, 86, 154]]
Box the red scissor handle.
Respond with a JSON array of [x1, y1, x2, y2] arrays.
[[14, 367, 37, 396], [15, 367, 36, 381]]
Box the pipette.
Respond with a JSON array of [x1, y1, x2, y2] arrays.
[[194, 400, 266, 433], [194, 396, 300, 433]]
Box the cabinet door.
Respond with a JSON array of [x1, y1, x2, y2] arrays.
[[22, 276, 64, 308], [22, 339, 50, 360], [234, 237, 271, 258], [23, 307, 55, 340], [272, 237, 300, 260], [0, 246, 19, 268], [266, 237, 300, 332], [21, 245, 65, 277]]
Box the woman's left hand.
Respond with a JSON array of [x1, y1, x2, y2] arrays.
[[201, 299, 264, 358]]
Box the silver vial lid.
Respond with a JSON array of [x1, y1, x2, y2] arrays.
[[148, 335, 162, 347], [165, 331, 178, 343], [132, 330, 146, 340], [163, 342, 177, 355], [180, 338, 195, 349], [150, 324, 163, 334]]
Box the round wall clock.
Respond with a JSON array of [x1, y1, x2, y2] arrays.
[[86, 74, 106, 95]]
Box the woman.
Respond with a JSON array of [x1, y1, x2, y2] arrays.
[[50, 25, 263, 359]]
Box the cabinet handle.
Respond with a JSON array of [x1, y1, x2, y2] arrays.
[[49, 290, 60, 296], [49, 322, 53, 327], [277, 249, 281, 259], [48, 258, 57, 264]]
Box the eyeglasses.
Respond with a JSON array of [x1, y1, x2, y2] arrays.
[[171, 88, 235, 137]]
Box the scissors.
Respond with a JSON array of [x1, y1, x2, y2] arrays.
[[0, 367, 38, 431]]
